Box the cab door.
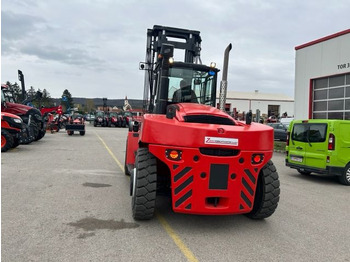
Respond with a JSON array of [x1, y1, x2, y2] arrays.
[[303, 123, 328, 169]]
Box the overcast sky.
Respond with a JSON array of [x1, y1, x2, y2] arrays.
[[1, 0, 349, 99]]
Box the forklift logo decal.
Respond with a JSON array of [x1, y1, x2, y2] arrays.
[[204, 137, 238, 146]]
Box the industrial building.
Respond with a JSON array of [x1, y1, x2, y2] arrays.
[[294, 29, 350, 120], [217, 90, 294, 119]]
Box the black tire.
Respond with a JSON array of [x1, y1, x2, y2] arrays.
[[29, 122, 39, 141], [246, 160, 280, 219], [80, 131, 85, 136], [68, 131, 74, 136], [124, 139, 131, 176], [21, 128, 33, 144], [1, 130, 14, 152], [36, 128, 46, 141], [297, 169, 311, 175], [32, 118, 45, 141], [132, 148, 157, 220], [338, 163, 350, 186], [12, 138, 20, 148], [94, 122, 97, 127]]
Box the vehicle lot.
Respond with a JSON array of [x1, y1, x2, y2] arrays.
[[2, 124, 349, 262]]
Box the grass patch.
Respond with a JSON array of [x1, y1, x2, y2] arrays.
[[274, 141, 286, 151]]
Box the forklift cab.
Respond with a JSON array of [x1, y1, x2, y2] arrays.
[[152, 58, 219, 114]]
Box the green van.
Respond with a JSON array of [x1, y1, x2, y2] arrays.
[[285, 119, 350, 185]]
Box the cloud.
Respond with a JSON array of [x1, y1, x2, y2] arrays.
[[20, 45, 105, 68], [1, 10, 47, 55], [2, 0, 349, 99], [1, 10, 45, 41]]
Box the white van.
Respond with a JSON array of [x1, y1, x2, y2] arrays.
[[280, 118, 294, 128]]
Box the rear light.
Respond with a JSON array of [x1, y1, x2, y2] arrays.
[[286, 131, 290, 146], [165, 149, 182, 161], [326, 156, 330, 163], [328, 133, 335, 150], [251, 154, 264, 164]]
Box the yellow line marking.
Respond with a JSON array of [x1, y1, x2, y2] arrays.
[[95, 131, 124, 172], [95, 131, 199, 262], [156, 213, 199, 262]]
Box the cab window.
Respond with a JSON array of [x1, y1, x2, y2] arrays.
[[292, 123, 327, 143]]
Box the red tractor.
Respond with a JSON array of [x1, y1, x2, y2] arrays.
[[1, 112, 32, 152], [123, 111, 136, 128], [94, 111, 106, 127], [65, 114, 85, 136], [1, 84, 46, 141], [125, 25, 280, 220], [41, 105, 63, 132], [107, 112, 119, 127]]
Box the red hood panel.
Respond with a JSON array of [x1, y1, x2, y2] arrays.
[[175, 103, 235, 122], [1, 112, 22, 120], [3, 102, 32, 115], [140, 109, 273, 152]]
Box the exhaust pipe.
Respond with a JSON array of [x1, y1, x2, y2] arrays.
[[219, 43, 232, 112], [18, 70, 26, 101]]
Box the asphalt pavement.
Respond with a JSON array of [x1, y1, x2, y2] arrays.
[[2, 123, 349, 262]]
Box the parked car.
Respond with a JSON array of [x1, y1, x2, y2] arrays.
[[85, 114, 95, 121], [267, 123, 288, 141], [280, 117, 294, 128], [285, 119, 350, 185], [267, 115, 278, 123]]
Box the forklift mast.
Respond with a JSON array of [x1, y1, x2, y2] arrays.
[[142, 25, 203, 113]]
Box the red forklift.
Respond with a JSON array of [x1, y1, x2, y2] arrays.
[[125, 25, 280, 220]]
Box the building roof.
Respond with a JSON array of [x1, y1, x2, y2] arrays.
[[295, 29, 350, 50], [223, 91, 294, 102]]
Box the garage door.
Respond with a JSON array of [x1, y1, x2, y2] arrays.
[[312, 73, 350, 120]]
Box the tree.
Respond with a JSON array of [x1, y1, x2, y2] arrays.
[[61, 89, 74, 113], [26, 86, 36, 98], [85, 99, 95, 113], [41, 89, 54, 107], [5, 81, 22, 102]]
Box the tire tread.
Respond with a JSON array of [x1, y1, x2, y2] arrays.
[[132, 148, 157, 220]]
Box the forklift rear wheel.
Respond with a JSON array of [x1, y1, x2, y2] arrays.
[[246, 160, 280, 219], [338, 163, 350, 186], [124, 139, 130, 176], [1, 130, 14, 152], [132, 148, 157, 220]]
